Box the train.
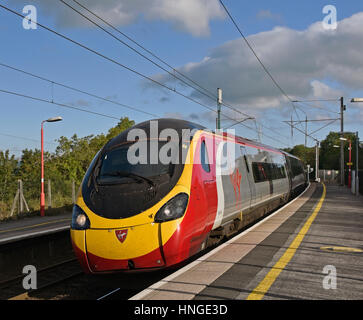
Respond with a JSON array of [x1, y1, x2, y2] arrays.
[[70, 118, 308, 273]]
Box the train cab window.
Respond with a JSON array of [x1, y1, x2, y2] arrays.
[[201, 140, 210, 173], [290, 158, 304, 176]]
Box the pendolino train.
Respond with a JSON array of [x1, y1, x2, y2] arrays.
[[71, 119, 307, 273]]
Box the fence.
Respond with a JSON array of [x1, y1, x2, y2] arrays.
[[318, 168, 362, 195], [351, 170, 363, 196], [0, 179, 79, 220], [318, 169, 340, 184]]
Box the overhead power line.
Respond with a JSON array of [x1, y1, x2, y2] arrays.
[[0, 3, 290, 147], [293, 98, 340, 102], [0, 62, 159, 118], [283, 122, 319, 143], [0, 4, 221, 113], [309, 119, 339, 136], [294, 101, 340, 115], [1, 86, 289, 147], [0, 132, 57, 146], [61, 0, 292, 144], [68, 0, 218, 101], [0, 88, 121, 120], [218, 0, 306, 131]]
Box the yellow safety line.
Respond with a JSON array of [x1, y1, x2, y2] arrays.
[[247, 183, 326, 300], [0, 218, 70, 234], [8, 292, 30, 300]]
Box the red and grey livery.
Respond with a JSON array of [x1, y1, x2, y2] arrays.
[[70, 119, 307, 273]]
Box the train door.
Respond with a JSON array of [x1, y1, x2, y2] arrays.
[[214, 142, 252, 224], [197, 137, 217, 232], [212, 140, 226, 230], [240, 146, 256, 208], [233, 145, 252, 212], [285, 155, 293, 198]]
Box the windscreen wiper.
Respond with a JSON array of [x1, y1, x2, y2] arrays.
[[102, 171, 156, 189]]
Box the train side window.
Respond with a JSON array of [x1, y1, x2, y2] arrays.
[[201, 140, 210, 173], [252, 162, 266, 182], [252, 162, 260, 182]]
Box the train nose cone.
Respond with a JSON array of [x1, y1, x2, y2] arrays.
[[85, 223, 165, 271]]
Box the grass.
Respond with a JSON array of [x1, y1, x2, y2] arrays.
[[0, 195, 74, 223]]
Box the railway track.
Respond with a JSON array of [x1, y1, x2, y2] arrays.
[[1, 258, 83, 300], [1, 258, 178, 300], [0, 186, 309, 300]]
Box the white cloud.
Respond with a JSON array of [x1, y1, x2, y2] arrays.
[[256, 10, 282, 23], [151, 12, 363, 115], [146, 0, 225, 36], [10, 0, 225, 36], [310, 81, 343, 99]]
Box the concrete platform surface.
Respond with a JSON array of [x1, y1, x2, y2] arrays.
[[0, 212, 71, 244], [131, 183, 363, 300]]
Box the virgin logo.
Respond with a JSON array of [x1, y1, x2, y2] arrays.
[[115, 230, 128, 243]]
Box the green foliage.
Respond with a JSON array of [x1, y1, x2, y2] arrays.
[[106, 117, 135, 140], [283, 131, 363, 171], [320, 131, 361, 170], [283, 144, 316, 167], [0, 118, 134, 218], [0, 150, 18, 205], [0, 119, 360, 218]]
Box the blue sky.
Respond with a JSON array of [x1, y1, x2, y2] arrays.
[[1, 0, 363, 157]]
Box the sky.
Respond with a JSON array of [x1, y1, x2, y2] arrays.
[[1, 0, 363, 158]]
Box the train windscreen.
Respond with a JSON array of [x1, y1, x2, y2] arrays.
[[98, 141, 173, 185]]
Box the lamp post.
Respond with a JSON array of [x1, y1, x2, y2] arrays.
[[355, 132, 362, 197], [350, 98, 363, 196], [340, 137, 352, 188], [40, 116, 62, 216], [217, 88, 222, 130]]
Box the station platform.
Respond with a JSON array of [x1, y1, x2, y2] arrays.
[[131, 183, 363, 300], [0, 212, 71, 245]]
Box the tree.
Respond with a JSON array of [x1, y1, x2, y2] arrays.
[[283, 145, 315, 167], [0, 117, 136, 216], [53, 117, 135, 184], [17, 149, 42, 200], [319, 131, 358, 170], [0, 150, 18, 205], [106, 117, 135, 140]]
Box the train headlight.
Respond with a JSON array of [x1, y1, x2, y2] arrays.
[[155, 193, 189, 223], [71, 205, 90, 230]]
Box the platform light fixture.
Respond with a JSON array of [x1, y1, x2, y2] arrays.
[[351, 98, 363, 103], [40, 116, 63, 216]]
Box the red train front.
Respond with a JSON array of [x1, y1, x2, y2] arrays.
[[70, 118, 306, 273]]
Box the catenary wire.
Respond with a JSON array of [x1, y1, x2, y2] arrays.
[[218, 0, 306, 131], [0, 88, 121, 120], [0, 62, 160, 118], [66, 0, 218, 101], [0, 4, 290, 147], [61, 0, 292, 144]]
